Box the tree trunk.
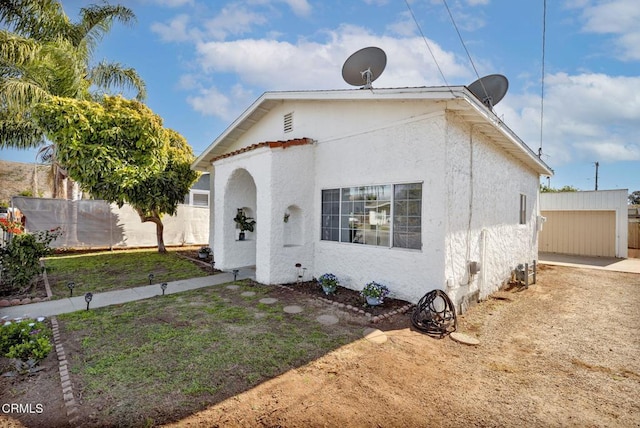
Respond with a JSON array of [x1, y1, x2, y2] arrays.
[[137, 210, 166, 253], [155, 220, 166, 253], [32, 163, 38, 198]]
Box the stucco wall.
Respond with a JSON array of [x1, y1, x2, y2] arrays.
[[213, 144, 316, 284], [313, 111, 448, 303], [208, 97, 544, 306], [443, 112, 541, 308], [223, 99, 444, 154], [268, 144, 316, 284]]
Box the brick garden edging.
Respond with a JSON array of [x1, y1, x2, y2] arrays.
[[273, 283, 415, 324], [50, 316, 80, 425], [40, 262, 80, 426]]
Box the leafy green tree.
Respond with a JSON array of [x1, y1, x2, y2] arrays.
[[0, 0, 146, 150], [629, 191, 640, 205], [33, 95, 199, 252], [540, 184, 579, 193], [1, 1, 146, 199]]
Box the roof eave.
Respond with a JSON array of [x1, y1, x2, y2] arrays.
[[450, 89, 554, 177], [192, 87, 554, 177], [191, 88, 462, 171]]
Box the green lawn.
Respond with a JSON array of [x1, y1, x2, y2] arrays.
[[59, 280, 360, 427], [44, 249, 209, 299]]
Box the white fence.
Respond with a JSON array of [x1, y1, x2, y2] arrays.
[[11, 197, 209, 249]]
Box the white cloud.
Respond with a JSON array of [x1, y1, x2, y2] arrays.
[[194, 24, 471, 94], [577, 0, 640, 61], [150, 14, 194, 42], [149, 0, 194, 6], [387, 11, 417, 37], [203, 5, 268, 41], [187, 85, 253, 122], [281, 0, 312, 16], [363, 0, 389, 5], [503, 72, 640, 165], [245, 0, 312, 16]]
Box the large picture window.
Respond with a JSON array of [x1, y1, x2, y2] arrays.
[[321, 183, 422, 250]]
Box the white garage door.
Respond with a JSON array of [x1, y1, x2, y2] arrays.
[[539, 210, 616, 257]]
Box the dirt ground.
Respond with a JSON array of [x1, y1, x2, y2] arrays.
[[1, 264, 639, 427], [163, 264, 640, 428]]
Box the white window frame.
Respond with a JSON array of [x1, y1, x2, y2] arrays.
[[189, 190, 210, 207], [321, 182, 422, 250]]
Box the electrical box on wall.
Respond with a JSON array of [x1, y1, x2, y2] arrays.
[[468, 261, 481, 275]]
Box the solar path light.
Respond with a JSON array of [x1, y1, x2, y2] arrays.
[[161, 282, 168, 295], [67, 281, 75, 297], [84, 292, 93, 311]]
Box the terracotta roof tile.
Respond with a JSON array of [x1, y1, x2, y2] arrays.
[[211, 138, 313, 163]]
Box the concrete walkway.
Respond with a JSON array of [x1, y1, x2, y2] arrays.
[[539, 252, 640, 274], [0, 267, 255, 320]]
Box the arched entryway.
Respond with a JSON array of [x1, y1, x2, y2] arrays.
[[224, 168, 257, 268]]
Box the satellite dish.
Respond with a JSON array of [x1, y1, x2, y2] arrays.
[[467, 74, 509, 110], [342, 47, 387, 89]]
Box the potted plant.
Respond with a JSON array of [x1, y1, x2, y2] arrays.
[[198, 246, 212, 259], [318, 273, 339, 295], [361, 281, 390, 306], [233, 209, 256, 241]]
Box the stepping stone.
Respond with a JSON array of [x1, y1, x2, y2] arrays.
[[226, 285, 240, 290], [450, 332, 480, 346], [241, 291, 256, 297], [283, 305, 303, 314], [259, 298, 278, 304], [254, 312, 266, 319], [316, 314, 339, 325], [363, 328, 387, 344]]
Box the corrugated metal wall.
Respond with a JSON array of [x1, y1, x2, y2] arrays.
[[540, 210, 616, 257], [539, 190, 628, 258]]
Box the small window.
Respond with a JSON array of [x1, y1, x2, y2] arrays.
[[519, 194, 527, 224], [284, 112, 293, 133], [193, 193, 209, 207], [187, 190, 209, 207]]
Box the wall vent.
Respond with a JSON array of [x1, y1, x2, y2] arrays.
[[283, 112, 293, 133]]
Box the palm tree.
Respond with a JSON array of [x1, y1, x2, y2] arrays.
[[0, 0, 146, 198]]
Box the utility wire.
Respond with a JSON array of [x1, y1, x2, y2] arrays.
[[441, 0, 488, 99], [404, 0, 451, 89], [539, 0, 547, 157]]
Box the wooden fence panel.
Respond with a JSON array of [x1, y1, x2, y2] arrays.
[[629, 221, 640, 249]]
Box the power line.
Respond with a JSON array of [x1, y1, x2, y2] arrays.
[[539, 0, 547, 158], [403, 0, 450, 88], [441, 0, 481, 83]]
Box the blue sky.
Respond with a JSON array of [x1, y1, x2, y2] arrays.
[[2, 0, 639, 193]]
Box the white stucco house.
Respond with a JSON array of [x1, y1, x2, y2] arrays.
[[192, 86, 553, 309]]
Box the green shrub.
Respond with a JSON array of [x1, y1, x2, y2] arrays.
[[0, 320, 52, 362], [0, 227, 62, 294]]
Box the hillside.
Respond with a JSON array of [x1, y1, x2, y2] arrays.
[[0, 160, 53, 205]]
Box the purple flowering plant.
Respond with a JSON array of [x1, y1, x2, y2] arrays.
[[361, 281, 390, 299], [318, 273, 339, 290]]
